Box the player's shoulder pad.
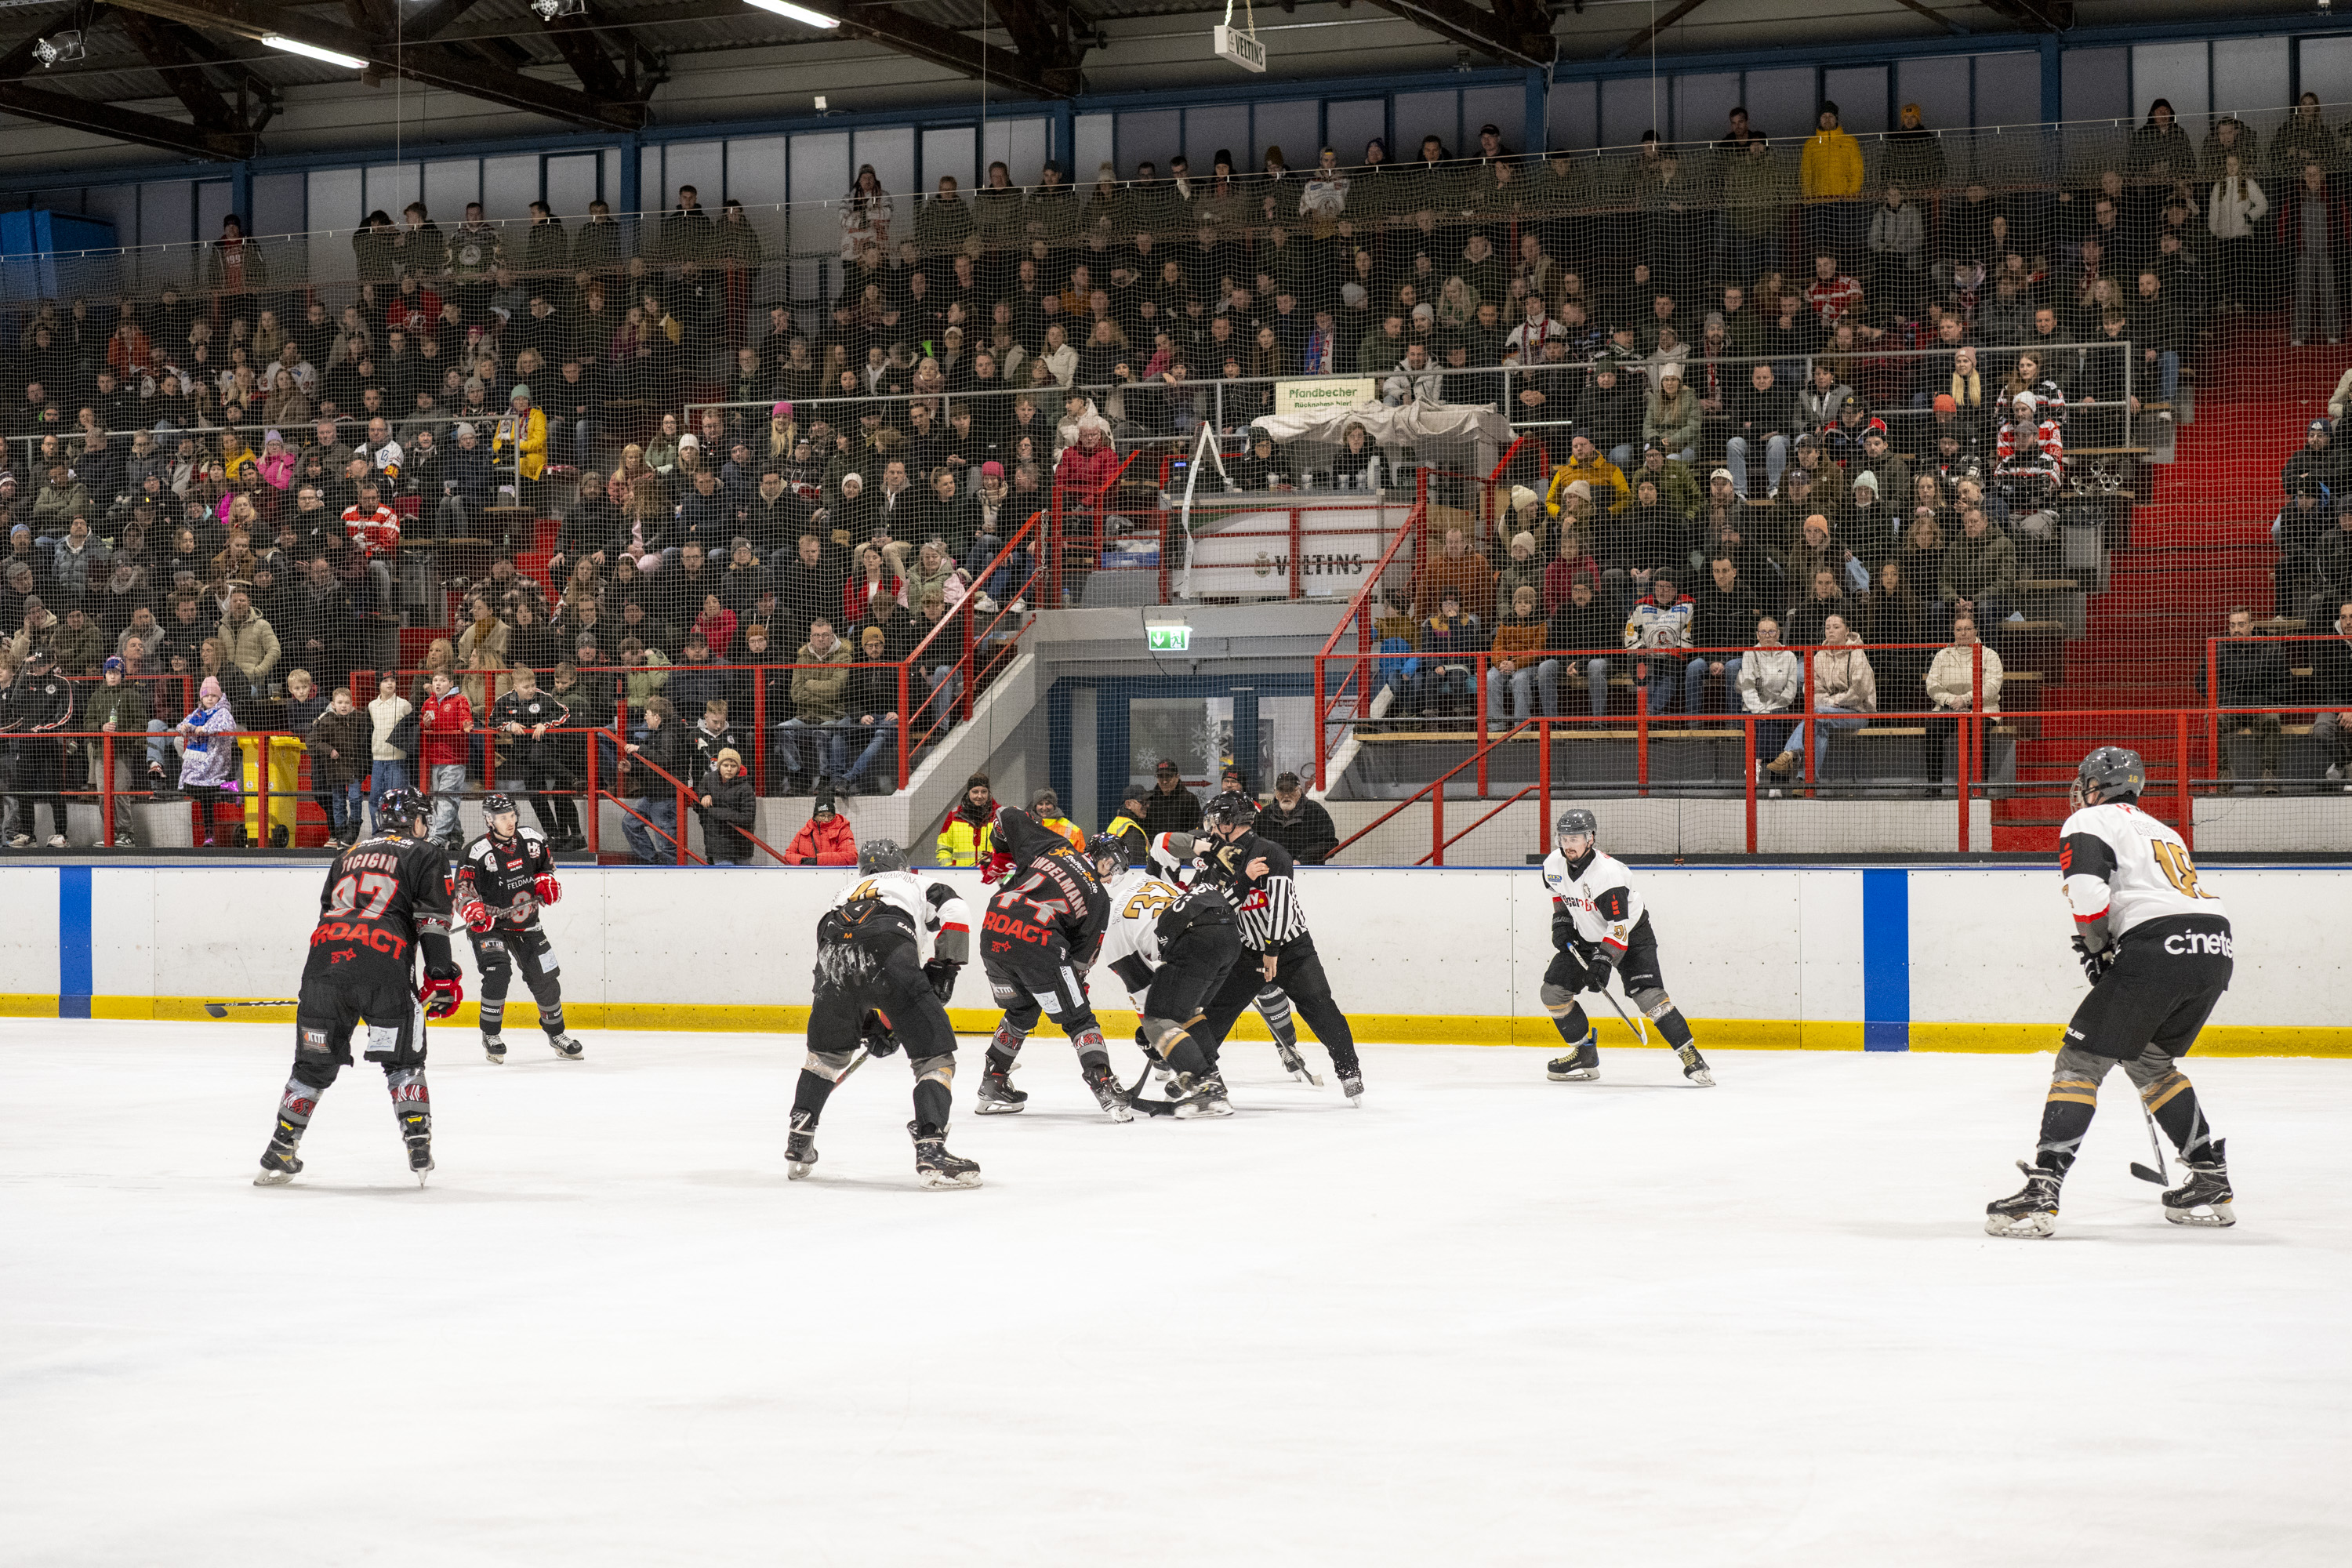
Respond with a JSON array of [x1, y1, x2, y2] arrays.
[[2056, 803, 2114, 843], [518, 826, 548, 846]]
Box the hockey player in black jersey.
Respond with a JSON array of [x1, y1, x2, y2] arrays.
[[1987, 747, 2238, 1237], [1190, 793, 1365, 1103], [975, 808, 1131, 1120], [456, 792, 583, 1065], [256, 786, 465, 1186], [791, 840, 982, 1188], [1090, 831, 1243, 1116]]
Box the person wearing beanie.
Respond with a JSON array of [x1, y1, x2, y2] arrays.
[[698, 747, 761, 863], [1030, 787, 1087, 853], [492, 380, 549, 506], [935, 771, 1004, 875], [785, 789, 858, 866]]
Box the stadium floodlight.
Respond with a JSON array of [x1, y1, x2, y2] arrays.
[[742, 0, 841, 27], [262, 34, 370, 70], [530, 0, 586, 18], [33, 29, 84, 67]]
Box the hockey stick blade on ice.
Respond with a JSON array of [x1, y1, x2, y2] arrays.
[[203, 1000, 299, 1017]]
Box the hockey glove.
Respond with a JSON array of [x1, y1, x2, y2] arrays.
[[924, 958, 961, 1004], [2071, 933, 2116, 985], [859, 1013, 901, 1058], [533, 873, 562, 906], [458, 898, 495, 933], [419, 968, 465, 1020], [1578, 950, 1616, 993], [1551, 910, 1578, 952]]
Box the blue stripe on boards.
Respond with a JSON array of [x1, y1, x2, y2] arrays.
[[58, 866, 93, 1019], [1860, 869, 1910, 1052]]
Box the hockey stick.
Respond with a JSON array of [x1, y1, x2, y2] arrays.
[[1565, 948, 1648, 1044], [202, 1000, 299, 1017], [2129, 1105, 2169, 1185]]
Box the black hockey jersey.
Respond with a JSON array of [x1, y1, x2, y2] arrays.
[[0, 667, 71, 733], [1199, 832, 1309, 953], [456, 826, 559, 931], [312, 830, 456, 974]]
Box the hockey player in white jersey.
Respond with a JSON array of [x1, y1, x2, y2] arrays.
[[789, 840, 982, 1188], [1090, 832, 1244, 1116], [1986, 747, 2236, 1237], [1538, 808, 1713, 1087]]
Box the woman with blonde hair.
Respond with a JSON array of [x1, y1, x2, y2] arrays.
[[411, 635, 457, 708], [2207, 151, 2268, 313], [456, 593, 512, 714], [766, 402, 797, 462]]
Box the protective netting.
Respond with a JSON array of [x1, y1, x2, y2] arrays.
[[5, 100, 2348, 858]]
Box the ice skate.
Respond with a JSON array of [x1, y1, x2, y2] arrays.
[[1172, 1070, 1234, 1118], [1275, 1040, 1323, 1086], [546, 1033, 584, 1060], [483, 1032, 506, 1065], [1547, 1033, 1601, 1082], [1985, 1160, 2063, 1238], [911, 1121, 982, 1188], [405, 1136, 435, 1185], [1676, 1043, 1715, 1087], [254, 1132, 303, 1186], [785, 1111, 818, 1180], [1338, 1065, 1364, 1105], [974, 1064, 1028, 1114], [2162, 1140, 2235, 1227], [1083, 1062, 1136, 1123]]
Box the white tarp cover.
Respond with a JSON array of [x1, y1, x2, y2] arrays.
[[1247, 402, 1514, 449]]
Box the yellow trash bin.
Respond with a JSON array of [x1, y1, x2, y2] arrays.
[[244, 735, 306, 844]]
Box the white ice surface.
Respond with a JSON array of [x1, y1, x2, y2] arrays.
[[3, 1022, 2348, 1567]]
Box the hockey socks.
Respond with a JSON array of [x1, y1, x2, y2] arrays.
[[387, 1066, 433, 1182], [2140, 1067, 2217, 1163], [1548, 1005, 1592, 1044], [1254, 986, 1299, 1051], [2037, 1068, 2104, 1178]]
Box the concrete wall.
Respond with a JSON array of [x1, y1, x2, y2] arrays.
[[4, 860, 2343, 1054]]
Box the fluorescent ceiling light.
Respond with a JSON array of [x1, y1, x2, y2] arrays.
[[742, 0, 840, 28], [262, 34, 370, 70]]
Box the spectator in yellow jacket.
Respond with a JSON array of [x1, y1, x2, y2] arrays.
[[492, 383, 550, 509], [1544, 434, 1631, 517], [1801, 102, 1865, 198], [1801, 100, 1867, 280]]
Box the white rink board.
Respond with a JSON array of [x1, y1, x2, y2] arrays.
[[5, 860, 2350, 1049]]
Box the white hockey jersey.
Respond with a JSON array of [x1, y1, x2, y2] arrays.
[[828, 868, 974, 964], [1096, 867, 1189, 981], [2059, 801, 2226, 940], [1541, 848, 1646, 953]]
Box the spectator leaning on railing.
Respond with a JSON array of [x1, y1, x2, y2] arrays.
[[1764, 612, 1875, 786], [2199, 606, 2288, 794]]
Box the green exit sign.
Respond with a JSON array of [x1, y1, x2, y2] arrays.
[[1147, 624, 1192, 652]]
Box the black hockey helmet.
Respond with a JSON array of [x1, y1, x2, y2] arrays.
[[483, 791, 519, 827], [1201, 792, 1257, 832], [2072, 746, 2145, 808], [374, 786, 425, 832], [858, 838, 909, 875], [1555, 808, 1598, 840], [1088, 835, 1133, 879]]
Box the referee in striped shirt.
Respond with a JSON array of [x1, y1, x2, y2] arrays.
[[1191, 793, 1365, 1104]]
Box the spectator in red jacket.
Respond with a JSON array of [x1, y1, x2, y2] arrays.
[[1053, 416, 1123, 549], [416, 667, 474, 848], [784, 793, 858, 865]]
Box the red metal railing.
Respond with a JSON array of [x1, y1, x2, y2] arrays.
[[1310, 497, 1428, 791]]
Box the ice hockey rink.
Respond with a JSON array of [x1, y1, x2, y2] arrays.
[[2, 1021, 2346, 1566]]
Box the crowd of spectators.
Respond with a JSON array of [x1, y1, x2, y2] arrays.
[[9, 88, 2350, 835]]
